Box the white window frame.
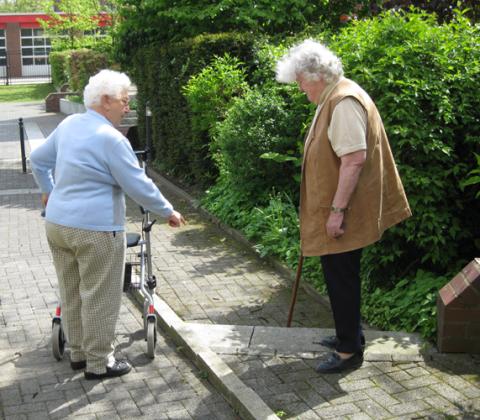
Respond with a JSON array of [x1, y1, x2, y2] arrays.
[[20, 27, 51, 77], [0, 29, 6, 78]]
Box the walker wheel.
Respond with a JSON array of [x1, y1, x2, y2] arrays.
[[52, 319, 65, 361], [146, 318, 156, 359]]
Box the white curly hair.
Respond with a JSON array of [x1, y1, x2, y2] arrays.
[[275, 39, 343, 84], [83, 69, 131, 109]]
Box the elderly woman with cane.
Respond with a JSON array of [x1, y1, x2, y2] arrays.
[[276, 40, 411, 373], [30, 69, 185, 379]]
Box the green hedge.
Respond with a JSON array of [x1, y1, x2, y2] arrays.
[[49, 50, 72, 90], [68, 49, 109, 93], [131, 32, 255, 186], [182, 54, 249, 185], [113, 0, 372, 64]]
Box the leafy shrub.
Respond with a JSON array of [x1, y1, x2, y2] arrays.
[[461, 153, 480, 199], [68, 48, 109, 93], [214, 86, 310, 202], [183, 54, 249, 135], [243, 193, 300, 263], [182, 54, 249, 184], [362, 270, 448, 340], [49, 50, 72, 90], [201, 177, 252, 230]]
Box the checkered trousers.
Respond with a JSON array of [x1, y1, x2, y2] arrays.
[[45, 222, 126, 374]]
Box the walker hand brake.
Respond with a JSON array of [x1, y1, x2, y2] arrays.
[[143, 219, 156, 232]]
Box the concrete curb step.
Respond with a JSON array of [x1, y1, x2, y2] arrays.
[[183, 324, 432, 363], [132, 290, 281, 420]]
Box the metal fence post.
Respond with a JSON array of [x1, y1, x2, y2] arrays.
[[19, 118, 27, 173]]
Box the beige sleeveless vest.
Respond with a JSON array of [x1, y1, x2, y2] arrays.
[[300, 78, 411, 256]]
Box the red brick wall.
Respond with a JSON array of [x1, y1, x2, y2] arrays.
[[437, 258, 480, 353], [6, 22, 21, 77]]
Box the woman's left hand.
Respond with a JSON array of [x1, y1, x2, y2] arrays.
[[326, 212, 345, 239]]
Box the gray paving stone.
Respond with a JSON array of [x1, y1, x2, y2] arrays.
[[429, 382, 469, 404], [337, 379, 376, 393], [5, 415, 28, 420], [387, 399, 431, 416], [348, 413, 372, 420], [392, 386, 436, 402], [371, 373, 406, 394], [3, 402, 47, 415], [95, 411, 122, 420], [314, 402, 360, 418], [363, 387, 400, 408], [400, 374, 440, 390], [354, 398, 390, 418]]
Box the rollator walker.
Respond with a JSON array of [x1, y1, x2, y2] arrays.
[[52, 105, 159, 360]]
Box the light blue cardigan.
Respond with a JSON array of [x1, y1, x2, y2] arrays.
[[30, 109, 173, 231]]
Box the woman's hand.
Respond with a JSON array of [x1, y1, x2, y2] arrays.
[[326, 212, 345, 239], [168, 210, 186, 227]]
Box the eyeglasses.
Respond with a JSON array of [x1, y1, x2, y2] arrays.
[[108, 95, 129, 106]]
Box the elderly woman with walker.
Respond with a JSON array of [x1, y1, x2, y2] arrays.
[[30, 69, 185, 380], [276, 40, 411, 373]]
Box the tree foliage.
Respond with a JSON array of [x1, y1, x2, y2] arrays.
[[0, 0, 43, 12], [37, 0, 114, 51]]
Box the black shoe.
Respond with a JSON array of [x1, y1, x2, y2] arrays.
[[315, 352, 363, 374], [318, 335, 366, 350], [70, 360, 86, 370], [319, 335, 339, 350], [84, 360, 132, 380]]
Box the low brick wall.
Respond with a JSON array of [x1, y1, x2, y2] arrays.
[[437, 258, 480, 353]]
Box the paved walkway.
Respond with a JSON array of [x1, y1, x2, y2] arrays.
[[0, 101, 479, 419]]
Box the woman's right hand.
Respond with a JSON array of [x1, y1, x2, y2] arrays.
[[168, 210, 186, 227]]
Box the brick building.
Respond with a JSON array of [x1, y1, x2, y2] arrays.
[[0, 13, 53, 79], [0, 12, 109, 81]]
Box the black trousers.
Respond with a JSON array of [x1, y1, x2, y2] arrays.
[[321, 248, 363, 354]]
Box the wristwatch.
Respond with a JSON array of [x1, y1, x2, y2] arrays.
[[330, 205, 347, 214]]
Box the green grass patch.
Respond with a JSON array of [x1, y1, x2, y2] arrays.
[[0, 83, 55, 102]]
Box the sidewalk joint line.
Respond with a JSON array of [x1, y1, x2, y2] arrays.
[[0, 188, 40, 196]]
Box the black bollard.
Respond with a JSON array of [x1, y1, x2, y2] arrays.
[[19, 118, 27, 173]]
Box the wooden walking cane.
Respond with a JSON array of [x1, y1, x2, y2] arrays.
[[287, 254, 304, 327]]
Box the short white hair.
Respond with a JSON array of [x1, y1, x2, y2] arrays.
[[275, 39, 343, 84], [83, 69, 131, 108]]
